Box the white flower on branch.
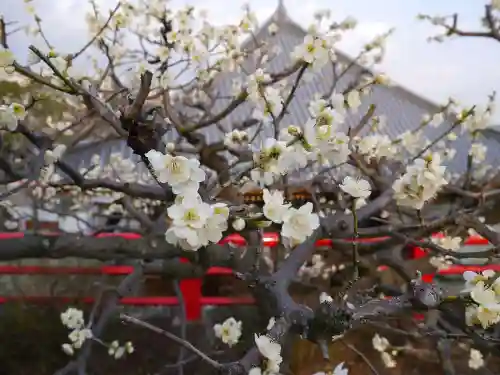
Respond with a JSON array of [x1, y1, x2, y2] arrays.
[[468, 348, 484, 369], [232, 218, 246, 231], [470, 143, 487, 162], [0, 103, 25, 131], [372, 334, 390, 352], [431, 235, 462, 251], [339, 176, 372, 199], [267, 317, 276, 330], [224, 129, 249, 149], [167, 198, 212, 248], [61, 343, 74, 356], [392, 153, 447, 209], [292, 35, 330, 67], [108, 340, 133, 359], [346, 90, 361, 112], [355, 134, 396, 161], [281, 202, 320, 244], [44, 144, 67, 164], [60, 307, 85, 330], [381, 351, 397, 368], [254, 334, 282, 374], [263, 189, 291, 224], [146, 151, 206, 194], [213, 317, 242, 347], [252, 87, 283, 121], [462, 269, 496, 292], [68, 327, 93, 349], [319, 292, 333, 303]]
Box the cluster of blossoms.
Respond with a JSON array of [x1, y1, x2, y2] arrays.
[[60, 307, 133, 358], [248, 89, 362, 187], [392, 152, 447, 209], [372, 332, 485, 370], [40, 144, 67, 183], [262, 189, 320, 245], [60, 307, 93, 355], [0, 102, 26, 131], [468, 348, 485, 369], [213, 317, 243, 347], [462, 270, 500, 329], [298, 254, 343, 280], [145, 150, 232, 250], [107, 340, 135, 360], [251, 328, 283, 375], [428, 235, 462, 270], [372, 334, 397, 368], [224, 129, 250, 149], [165, 194, 230, 251]]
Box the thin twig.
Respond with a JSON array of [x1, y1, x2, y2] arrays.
[[120, 314, 223, 369]]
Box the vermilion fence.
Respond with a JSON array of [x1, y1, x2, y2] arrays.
[[0, 231, 496, 321]]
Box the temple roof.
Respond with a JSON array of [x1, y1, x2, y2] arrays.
[[68, 1, 500, 181]]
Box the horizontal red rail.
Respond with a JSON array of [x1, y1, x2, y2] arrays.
[[0, 231, 494, 321], [0, 296, 255, 305], [0, 265, 234, 276], [0, 231, 491, 250]]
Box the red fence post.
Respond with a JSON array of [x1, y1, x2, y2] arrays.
[[179, 258, 202, 321]]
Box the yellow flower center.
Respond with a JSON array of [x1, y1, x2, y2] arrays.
[[183, 209, 200, 222]]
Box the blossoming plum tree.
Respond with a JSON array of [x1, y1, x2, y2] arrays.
[[2, 0, 500, 374]]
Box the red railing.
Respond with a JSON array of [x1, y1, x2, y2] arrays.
[[0, 231, 495, 321]]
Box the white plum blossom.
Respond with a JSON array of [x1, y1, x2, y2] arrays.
[[381, 351, 397, 368], [45, 144, 67, 164], [254, 334, 282, 373], [262, 189, 291, 223], [462, 270, 500, 329], [281, 202, 320, 243], [60, 307, 85, 330], [292, 35, 330, 67], [462, 269, 496, 292], [470, 143, 487, 162], [251, 137, 290, 185], [392, 153, 447, 209], [224, 129, 249, 148], [320, 292, 333, 303], [372, 334, 390, 352], [166, 197, 230, 251], [469, 282, 500, 324], [267, 317, 276, 330], [213, 317, 243, 347], [0, 103, 26, 131], [339, 176, 372, 199], [62, 343, 74, 356], [346, 90, 361, 111], [355, 134, 396, 161], [468, 348, 484, 369], [431, 235, 462, 251], [232, 218, 246, 231], [167, 198, 212, 249], [68, 327, 93, 349], [252, 87, 283, 120], [146, 151, 206, 194]]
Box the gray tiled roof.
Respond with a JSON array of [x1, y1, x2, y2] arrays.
[[69, 4, 500, 181]]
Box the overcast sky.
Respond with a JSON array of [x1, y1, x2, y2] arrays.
[[2, 0, 500, 120]]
